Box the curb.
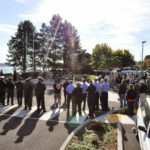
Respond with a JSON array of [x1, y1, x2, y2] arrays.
[[117, 122, 123, 150], [59, 110, 122, 150], [59, 119, 91, 150]]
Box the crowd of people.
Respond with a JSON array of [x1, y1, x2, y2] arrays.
[[0, 75, 110, 119], [115, 71, 150, 116], [0, 70, 150, 119]]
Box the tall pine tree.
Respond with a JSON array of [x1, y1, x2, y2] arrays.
[[7, 20, 35, 72]]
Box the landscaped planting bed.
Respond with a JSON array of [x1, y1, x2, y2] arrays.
[[65, 122, 117, 150]]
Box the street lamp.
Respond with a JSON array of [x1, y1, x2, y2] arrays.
[[142, 41, 146, 70]]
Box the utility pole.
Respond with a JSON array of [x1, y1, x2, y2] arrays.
[[142, 41, 146, 70]]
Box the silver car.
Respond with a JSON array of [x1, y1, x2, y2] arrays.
[[137, 97, 150, 150]]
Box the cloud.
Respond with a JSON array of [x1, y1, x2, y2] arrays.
[[0, 24, 17, 35], [0, 45, 8, 63], [18, 0, 150, 60], [15, 0, 28, 3]]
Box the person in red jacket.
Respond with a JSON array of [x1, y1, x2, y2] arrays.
[[126, 84, 137, 116]]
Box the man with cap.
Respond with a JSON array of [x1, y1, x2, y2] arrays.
[[15, 77, 24, 106], [24, 77, 33, 110], [35, 77, 46, 112], [6, 78, 14, 105], [63, 78, 69, 103], [0, 76, 6, 105]]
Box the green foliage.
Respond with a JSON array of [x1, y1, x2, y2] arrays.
[[6, 20, 36, 72], [91, 43, 135, 70], [65, 122, 117, 150], [87, 75, 97, 80], [113, 49, 135, 68], [91, 43, 113, 69]]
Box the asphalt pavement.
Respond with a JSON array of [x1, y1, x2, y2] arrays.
[[0, 90, 140, 150]]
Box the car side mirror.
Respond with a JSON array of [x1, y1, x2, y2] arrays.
[[138, 126, 147, 133]]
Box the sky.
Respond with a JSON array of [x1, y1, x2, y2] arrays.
[[0, 0, 150, 63]]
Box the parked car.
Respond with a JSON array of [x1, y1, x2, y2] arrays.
[[136, 97, 150, 150]]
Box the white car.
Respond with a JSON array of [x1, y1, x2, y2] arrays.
[[137, 97, 150, 150]]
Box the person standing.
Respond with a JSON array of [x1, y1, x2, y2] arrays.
[[53, 78, 62, 108], [63, 78, 69, 103], [134, 80, 140, 108], [72, 83, 82, 116], [6, 78, 14, 105], [101, 79, 110, 111], [126, 84, 137, 116], [81, 79, 88, 111], [99, 79, 104, 109], [15, 77, 24, 106], [118, 79, 127, 108], [0, 76, 6, 105], [24, 77, 33, 110], [35, 77, 46, 113], [66, 81, 75, 109], [139, 80, 147, 105], [93, 78, 101, 111], [86, 80, 96, 118]]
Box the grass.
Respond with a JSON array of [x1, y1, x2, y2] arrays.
[[65, 122, 117, 150], [87, 75, 97, 80], [64, 74, 97, 81]]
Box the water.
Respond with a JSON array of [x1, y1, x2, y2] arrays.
[[0, 66, 13, 74]]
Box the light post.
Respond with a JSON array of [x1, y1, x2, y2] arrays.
[[142, 41, 146, 70]]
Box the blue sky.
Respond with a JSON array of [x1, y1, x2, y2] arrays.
[[0, 0, 150, 63]]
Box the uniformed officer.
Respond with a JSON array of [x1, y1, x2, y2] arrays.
[[101, 78, 110, 111], [35, 77, 46, 113], [72, 82, 82, 116], [24, 77, 33, 110], [63, 78, 69, 103], [0, 76, 6, 105], [15, 77, 24, 106], [86, 80, 96, 118], [81, 79, 88, 111], [6, 78, 14, 105], [66, 80, 75, 109]]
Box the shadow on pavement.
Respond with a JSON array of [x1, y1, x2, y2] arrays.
[[64, 109, 79, 134], [15, 111, 43, 143], [0, 106, 20, 123], [46, 108, 60, 132]]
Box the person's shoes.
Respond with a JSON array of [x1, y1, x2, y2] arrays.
[[24, 107, 27, 110], [29, 107, 31, 110], [43, 110, 46, 113]]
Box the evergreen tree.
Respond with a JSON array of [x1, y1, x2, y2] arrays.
[[7, 20, 35, 72]]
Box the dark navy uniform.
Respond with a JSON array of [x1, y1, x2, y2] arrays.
[[24, 78, 33, 110], [6, 79, 14, 105], [16, 79, 24, 106], [63, 79, 69, 102], [0, 77, 6, 105], [72, 83, 82, 116], [35, 78, 46, 112], [87, 81, 96, 118]]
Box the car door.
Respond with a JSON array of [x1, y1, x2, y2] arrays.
[[138, 100, 150, 150]]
